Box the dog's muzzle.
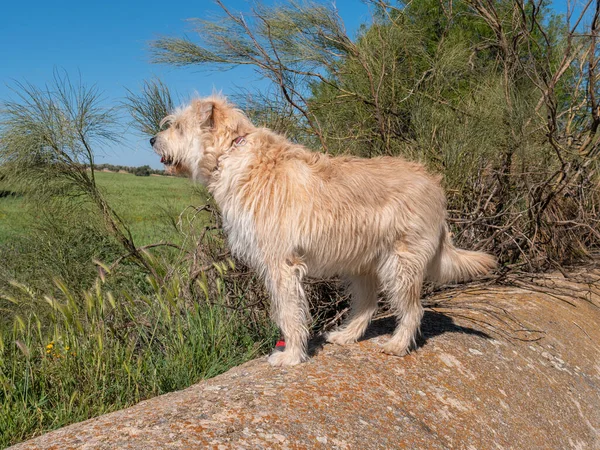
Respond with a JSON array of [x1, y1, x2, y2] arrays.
[[150, 136, 174, 165], [160, 155, 174, 165]]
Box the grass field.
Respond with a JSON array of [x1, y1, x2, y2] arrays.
[[0, 171, 207, 246], [95, 171, 208, 245], [0, 194, 25, 243]]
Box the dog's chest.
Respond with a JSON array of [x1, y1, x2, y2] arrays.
[[210, 161, 265, 268], [221, 208, 263, 269]]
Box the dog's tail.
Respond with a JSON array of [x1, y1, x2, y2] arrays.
[[427, 224, 497, 284]]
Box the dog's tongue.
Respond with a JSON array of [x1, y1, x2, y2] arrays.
[[160, 156, 165, 163]]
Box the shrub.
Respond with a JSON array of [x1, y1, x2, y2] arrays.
[[133, 165, 152, 176]]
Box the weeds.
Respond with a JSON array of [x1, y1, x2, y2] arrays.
[[0, 265, 276, 448]]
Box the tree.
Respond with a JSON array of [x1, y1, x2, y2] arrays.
[[150, 0, 600, 270], [134, 165, 151, 176], [0, 72, 155, 273]]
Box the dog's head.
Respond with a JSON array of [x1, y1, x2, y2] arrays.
[[151, 96, 253, 182]]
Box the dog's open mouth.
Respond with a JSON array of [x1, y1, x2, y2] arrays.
[[160, 155, 174, 166]]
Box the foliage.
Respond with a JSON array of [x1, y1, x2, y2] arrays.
[[124, 78, 174, 136], [0, 72, 117, 197], [133, 165, 151, 176], [0, 172, 204, 307], [0, 169, 274, 447], [0, 74, 274, 446], [151, 0, 600, 271], [92, 163, 167, 176], [0, 267, 275, 448], [0, 72, 153, 275], [0, 210, 121, 309]]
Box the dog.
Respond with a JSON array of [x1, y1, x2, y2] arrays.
[[150, 95, 497, 366]]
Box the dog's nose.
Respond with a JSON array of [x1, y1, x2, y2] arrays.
[[150, 136, 156, 146]]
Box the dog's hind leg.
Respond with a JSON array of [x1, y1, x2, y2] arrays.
[[326, 274, 379, 345], [266, 258, 311, 367], [378, 243, 430, 356]]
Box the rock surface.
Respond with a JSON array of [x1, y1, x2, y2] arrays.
[[10, 283, 600, 449]]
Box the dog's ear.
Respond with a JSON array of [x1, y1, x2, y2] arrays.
[[194, 96, 254, 135], [194, 100, 215, 126]]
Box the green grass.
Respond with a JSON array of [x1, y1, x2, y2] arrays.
[[0, 171, 206, 246], [0, 274, 275, 448], [95, 171, 206, 245], [0, 170, 275, 448], [0, 194, 29, 243]]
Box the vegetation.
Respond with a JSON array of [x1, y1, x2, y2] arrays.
[[152, 0, 600, 271], [91, 163, 169, 176], [0, 75, 275, 447], [0, 171, 196, 245], [0, 272, 272, 447], [1, 0, 600, 446]]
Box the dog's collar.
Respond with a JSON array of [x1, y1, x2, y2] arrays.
[[215, 135, 248, 172], [232, 135, 247, 147]]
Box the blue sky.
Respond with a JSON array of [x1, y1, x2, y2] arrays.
[[0, 0, 371, 169], [0, 0, 574, 169]]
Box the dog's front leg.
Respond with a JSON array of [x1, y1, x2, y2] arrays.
[[265, 260, 310, 366]]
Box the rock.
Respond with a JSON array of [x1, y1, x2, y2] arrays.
[[10, 286, 600, 449]]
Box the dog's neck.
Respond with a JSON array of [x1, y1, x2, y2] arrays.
[[213, 134, 249, 172], [199, 123, 256, 184]]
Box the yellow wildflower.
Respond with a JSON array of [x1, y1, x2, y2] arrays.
[[45, 343, 53, 350]]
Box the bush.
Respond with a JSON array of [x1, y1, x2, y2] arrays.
[[133, 165, 151, 176], [151, 0, 600, 270]]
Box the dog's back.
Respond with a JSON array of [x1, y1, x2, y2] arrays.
[[218, 133, 448, 277]]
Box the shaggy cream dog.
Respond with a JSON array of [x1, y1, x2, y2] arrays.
[[151, 96, 496, 367]]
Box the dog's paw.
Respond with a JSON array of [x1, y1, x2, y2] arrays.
[[379, 341, 410, 357], [268, 350, 306, 367], [325, 330, 357, 346]]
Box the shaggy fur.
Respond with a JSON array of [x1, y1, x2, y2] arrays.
[[151, 96, 497, 366]]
